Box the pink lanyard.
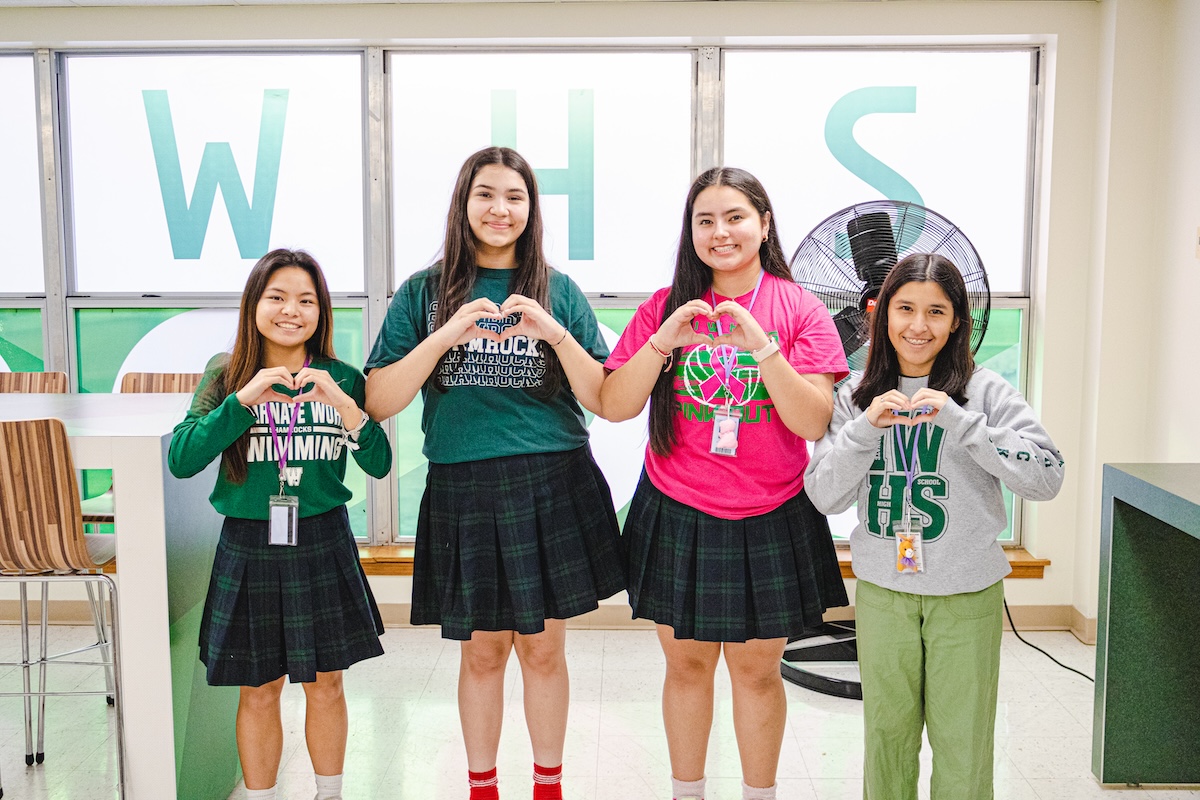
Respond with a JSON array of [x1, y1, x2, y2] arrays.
[[264, 356, 310, 491], [703, 270, 765, 405]]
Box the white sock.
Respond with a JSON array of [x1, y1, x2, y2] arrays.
[[314, 772, 344, 800], [742, 781, 777, 800], [245, 787, 277, 800], [672, 775, 706, 799]]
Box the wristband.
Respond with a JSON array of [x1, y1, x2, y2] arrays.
[[550, 328, 570, 347], [647, 336, 671, 359], [751, 336, 781, 363]]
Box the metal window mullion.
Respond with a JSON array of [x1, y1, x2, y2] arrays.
[[34, 50, 68, 379], [364, 46, 398, 546], [694, 46, 722, 177]]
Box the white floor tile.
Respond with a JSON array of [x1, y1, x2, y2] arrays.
[[2, 626, 1197, 800]]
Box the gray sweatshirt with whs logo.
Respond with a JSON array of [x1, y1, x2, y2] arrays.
[[805, 368, 1065, 596]]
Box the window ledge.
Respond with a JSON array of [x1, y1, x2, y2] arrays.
[[106, 544, 1048, 580], [359, 544, 415, 576], [836, 547, 1049, 579]]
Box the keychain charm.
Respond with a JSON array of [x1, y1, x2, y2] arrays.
[[894, 502, 924, 573]]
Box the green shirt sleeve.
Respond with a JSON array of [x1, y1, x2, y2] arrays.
[[559, 272, 610, 363], [167, 358, 254, 479], [343, 365, 393, 479], [365, 270, 430, 371]]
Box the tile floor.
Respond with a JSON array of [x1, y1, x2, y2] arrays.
[[1, 624, 1197, 799]]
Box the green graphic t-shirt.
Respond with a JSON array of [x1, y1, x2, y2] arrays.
[[168, 355, 393, 520], [366, 265, 609, 464]]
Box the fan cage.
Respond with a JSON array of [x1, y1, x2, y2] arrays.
[[790, 200, 991, 372]]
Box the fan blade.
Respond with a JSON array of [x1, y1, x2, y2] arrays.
[[845, 212, 898, 290], [831, 306, 869, 357]]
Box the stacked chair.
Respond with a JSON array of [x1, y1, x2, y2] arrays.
[[0, 372, 126, 798]]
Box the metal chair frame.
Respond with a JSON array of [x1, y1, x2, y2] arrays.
[[0, 417, 127, 799]]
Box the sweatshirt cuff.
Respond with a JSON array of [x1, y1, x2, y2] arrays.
[[932, 398, 972, 438], [844, 412, 890, 448], [218, 392, 258, 429]]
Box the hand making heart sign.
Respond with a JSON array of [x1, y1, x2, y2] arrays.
[[496, 293, 567, 345], [866, 387, 949, 428], [647, 299, 722, 353]]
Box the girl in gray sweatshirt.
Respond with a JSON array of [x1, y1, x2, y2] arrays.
[[805, 253, 1064, 800]]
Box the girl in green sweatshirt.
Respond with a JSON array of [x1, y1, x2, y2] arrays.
[[168, 248, 392, 800]]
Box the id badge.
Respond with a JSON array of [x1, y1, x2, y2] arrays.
[[269, 494, 299, 546], [894, 507, 924, 573], [710, 405, 742, 457]]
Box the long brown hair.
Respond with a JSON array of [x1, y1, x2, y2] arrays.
[[648, 167, 792, 456], [205, 248, 337, 484], [429, 146, 563, 399], [851, 253, 973, 410]]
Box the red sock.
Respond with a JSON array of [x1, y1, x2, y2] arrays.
[[533, 763, 562, 800], [469, 767, 499, 800]]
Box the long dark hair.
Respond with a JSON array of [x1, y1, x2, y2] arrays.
[[429, 146, 562, 399], [206, 248, 336, 484], [648, 167, 792, 456], [851, 253, 973, 410]]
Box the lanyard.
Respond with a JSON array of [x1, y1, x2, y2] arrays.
[[893, 421, 923, 510], [265, 356, 310, 494], [703, 270, 766, 406]]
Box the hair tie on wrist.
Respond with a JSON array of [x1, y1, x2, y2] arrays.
[[550, 328, 569, 347]]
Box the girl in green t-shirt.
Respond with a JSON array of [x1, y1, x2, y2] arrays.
[[168, 248, 392, 800], [365, 147, 623, 800]]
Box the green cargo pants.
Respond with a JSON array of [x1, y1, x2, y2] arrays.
[[855, 579, 1004, 800]]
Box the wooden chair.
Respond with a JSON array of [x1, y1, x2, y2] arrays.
[[0, 371, 69, 394], [0, 418, 126, 798], [118, 371, 203, 394]]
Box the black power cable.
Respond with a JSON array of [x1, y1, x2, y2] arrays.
[[1004, 598, 1094, 683]]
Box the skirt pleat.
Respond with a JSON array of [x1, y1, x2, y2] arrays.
[[199, 505, 385, 687], [623, 475, 849, 642], [412, 445, 625, 640]]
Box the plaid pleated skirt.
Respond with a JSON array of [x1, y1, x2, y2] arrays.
[[412, 445, 625, 640], [623, 475, 849, 642], [199, 505, 385, 687]]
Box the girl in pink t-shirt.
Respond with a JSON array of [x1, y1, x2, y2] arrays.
[[600, 168, 849, 800]]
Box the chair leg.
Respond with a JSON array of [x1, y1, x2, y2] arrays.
[[86, 581, 116, 704], [35, 583, 49, 764], [18, 583, 34, 766], [103, 578, 127, 800]]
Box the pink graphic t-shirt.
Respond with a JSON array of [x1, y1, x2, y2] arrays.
[[605, 273, 849, 520]]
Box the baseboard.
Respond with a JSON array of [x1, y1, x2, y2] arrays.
[[2, 600, 1099, 644], [1069, 606, 1099, 645], [0, 600, 99, 625]]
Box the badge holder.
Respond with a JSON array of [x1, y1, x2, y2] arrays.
[[710, 403, 742, 457], [894, 498, 924, 573], [269, 477, 299, 547]]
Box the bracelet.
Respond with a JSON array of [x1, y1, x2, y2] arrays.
[[550, 328, 570, 347], [646, 337, 674, 373], [647, 336, 671, 359], [751, 336, 781, 363]]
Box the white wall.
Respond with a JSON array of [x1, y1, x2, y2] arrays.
[[1151, 0, 1200, 463], [4, 0, 1190, 628]]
